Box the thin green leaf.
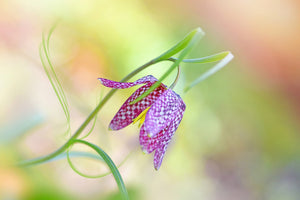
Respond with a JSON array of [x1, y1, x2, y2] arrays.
[[156, 27, 205, 62], [67, 149, 111, 178], [18, 151, 104, 166], [184, 52, 234, 93], [170, 51, 230, 64], [42, 33, 70, 123], [130, 28, 205, 104], [40, 27, 71, 137], [66, 147, 133, 179], [46, 151, 104, 163], [46, 22, 59, 52], [71, 139, 129, 200]]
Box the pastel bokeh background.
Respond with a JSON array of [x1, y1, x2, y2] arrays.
[[1, 0, 300, 199]]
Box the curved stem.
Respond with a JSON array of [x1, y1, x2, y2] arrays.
[[169, 65, 180, 90], [17, 58, 160, 167]]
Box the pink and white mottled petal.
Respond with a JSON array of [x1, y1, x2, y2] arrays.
[[153, 116, 183, 170], [109, 84, 166, 130], [140, 114, 176, 154], [133, 75, 158, 85], [149, 101, 185, 170], [153, 144, 168, 170], [139, 124, 160, 154], [144, 89, 180, 137], [98, 75, 158, 89]]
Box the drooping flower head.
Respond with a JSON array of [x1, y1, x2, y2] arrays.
[[98, 75, 185, 170]]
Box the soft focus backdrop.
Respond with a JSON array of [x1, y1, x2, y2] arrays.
[[1, 0, 300, 200]]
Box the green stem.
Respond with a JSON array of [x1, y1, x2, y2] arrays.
[[169, 65, 180, 90], [17, 58, 159, 167], [18, 27, 205, 167]]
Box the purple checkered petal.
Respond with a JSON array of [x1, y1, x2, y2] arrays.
[[153, 109, 185, 170], [139, 125, 157, 154], [153, 109, 184, 170], [140, 100, 185, 170], [139, 117, 177, 154], [98, 75, 158, 89], [144, 89, 182, 137], [139, 124, 160, 154], [109, 84, 166, 130], [153, 145, 168, 170]]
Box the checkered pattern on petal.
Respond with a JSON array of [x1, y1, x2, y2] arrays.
[[98, 74, 187, 170], [144, 89, 180, 137], [153, 108, 185, 170], [98, 75, 158, 89], [139, 124, 160, 154], [109, 84, 166, 130], [140, 92, 186, 170], [153, 145, 168, 170]]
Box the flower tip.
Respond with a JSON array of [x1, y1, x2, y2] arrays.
[[195, 27, 205, 35], [98, 78, 103, 84], [108, 124, 115, 131]]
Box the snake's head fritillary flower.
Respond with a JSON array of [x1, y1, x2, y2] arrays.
[[98, 75, 186, 170]]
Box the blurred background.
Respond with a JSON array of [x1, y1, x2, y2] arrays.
[[1, 0, 300, 199]]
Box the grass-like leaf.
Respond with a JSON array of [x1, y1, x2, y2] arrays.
[[39, 27, 71, 136], [170, 51, 230, 64], [184, 51, 234, 92], [44, 151, 104, 163], [70, 139, 129, 200], [66, 147, 133, 179], [156, 27, 205, 62], [66, 149, 112, 178]]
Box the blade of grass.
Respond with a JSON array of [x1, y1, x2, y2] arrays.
[[184, 52, 234, 92], [66, 147, 133, 179], [71, 139, 129, 200], [46, 151, 104, 163], [42, 33, 70, 124], [169, 51, 230, 64], [46, 22, 59, 52], [66, 148, 111, 178], [155, 27, 204, 62], [40, 27, 71, 137]]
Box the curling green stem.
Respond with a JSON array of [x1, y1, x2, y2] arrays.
[[169, 65, 180, 90], [17, 27, 205, 167]]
